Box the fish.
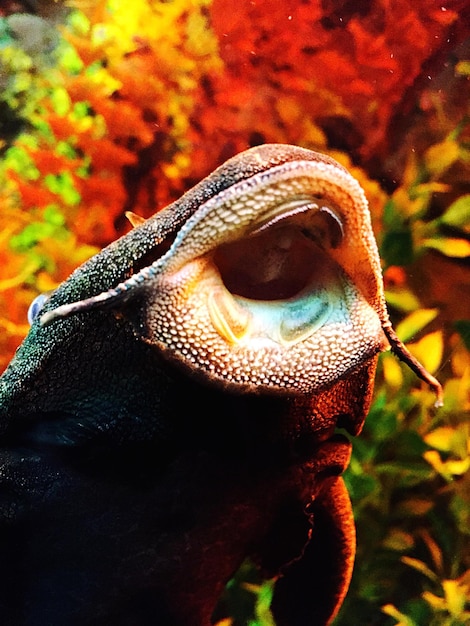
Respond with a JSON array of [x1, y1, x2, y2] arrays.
[[0, 144, 441, 625]]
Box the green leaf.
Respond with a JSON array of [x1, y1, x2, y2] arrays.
[[424, 427, 458, 453], [382, 603, 418, 626], [44, 172, 80, 206], [43, 205, 66, 227], [252, 579, 275, 626], [455, 60, 470, 76], [343, 471, 378, 501], [393, 498, 434, 517], [396, 309, 439, 342], [67, 9, 90, 37], [440, 195, 470, 230], [381, 228, 414, 266], [425, 139, 460, 176], [50, 86, 71, 116], [450, 495, 470, 536], [364, 401, 398, 440], [383, 199, 405, 228], [385, 288, 421, 313], [382, 528, 415, 552], [57, 40, 83, 74], [408, 331, 443, 375], [442, 579, 467, 617], [422, 237, 470, 258], [375, 461, 433, 488], [401, 557, 439, 583], [4, 143, 40, 178], [453, 321, 470, 350]]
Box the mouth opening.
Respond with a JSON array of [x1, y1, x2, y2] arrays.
[[208, 203, 347, 347], [214, 201, 344, 301], [214, 225, 327, 301]]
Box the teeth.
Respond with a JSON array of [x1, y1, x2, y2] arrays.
[[316, 206, 344, 248], [252, 200, 344, 249], [252, 200, 320, 234], [208, 289, 252, 344], [280, 292, 332, 344], [300, 206, 344, 249]]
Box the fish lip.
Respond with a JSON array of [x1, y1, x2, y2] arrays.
[[315, 433, 352, 466], [295, 433, 353, 481]]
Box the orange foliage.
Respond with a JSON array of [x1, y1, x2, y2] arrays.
[[26, 148, 80, 177], [47, 110, 84, 139], [7, 173, 58, 210], [1, 0, 469, 372], [208, 0, 469, 161]]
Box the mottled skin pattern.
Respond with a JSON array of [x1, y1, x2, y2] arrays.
[[0, 145, 439, 625]]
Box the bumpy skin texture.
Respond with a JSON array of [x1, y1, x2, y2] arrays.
[[0, 144, 389, 625]]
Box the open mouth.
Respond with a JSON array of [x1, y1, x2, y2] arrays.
[[205, 198, 348, 347], [215, 199, 343, 301], [38, 158, 387, 398]]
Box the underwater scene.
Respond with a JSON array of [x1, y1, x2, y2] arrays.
[[0, 1, 469, 625]]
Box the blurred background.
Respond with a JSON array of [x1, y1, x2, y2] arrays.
[[0, 1, 469, 624]]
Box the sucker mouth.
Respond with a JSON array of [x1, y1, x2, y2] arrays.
[[207, 201, 348, 347], [34, 146, 443, 408]]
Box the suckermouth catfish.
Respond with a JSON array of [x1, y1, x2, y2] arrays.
[[0, 144, 441, 625]]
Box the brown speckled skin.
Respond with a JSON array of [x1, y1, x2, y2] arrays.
[[0, 145, 382, 625]]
